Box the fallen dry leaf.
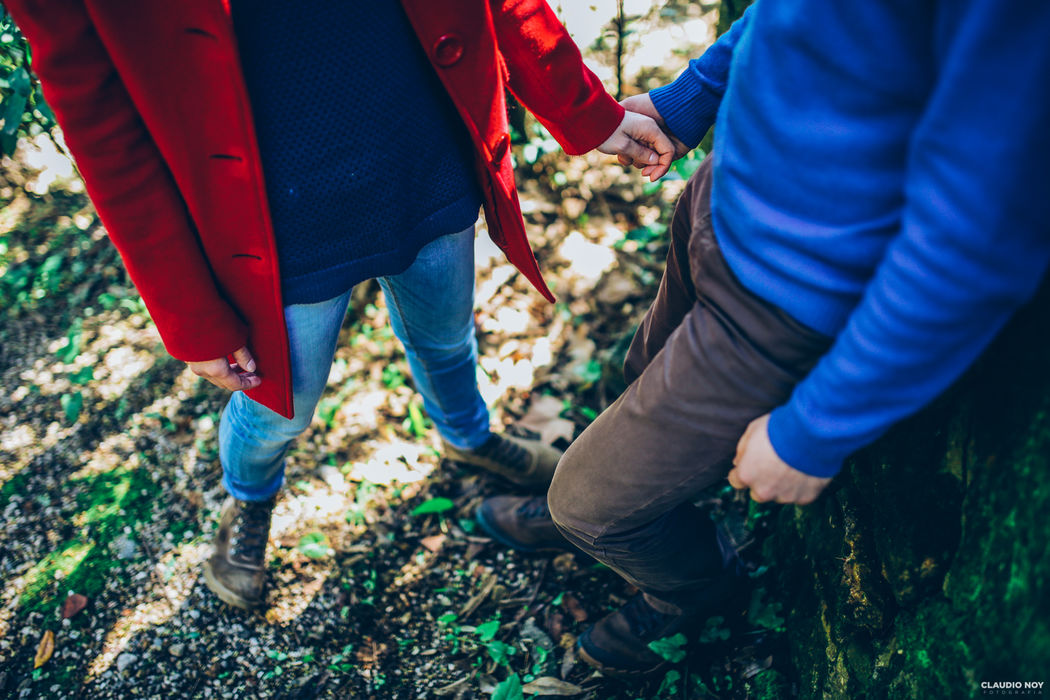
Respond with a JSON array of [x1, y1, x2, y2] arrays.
[[420, 534, 446, 553], [521, 676, 585, 696], [61, 593, 88, 619], [516, 395, 576, 446], [562, 594, 588, 623], [34, 630, 55, 669]]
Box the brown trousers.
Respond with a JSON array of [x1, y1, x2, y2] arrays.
[[548, 158, 831, 609]]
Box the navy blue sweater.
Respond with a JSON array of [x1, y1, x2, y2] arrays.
[[232, 1, 482, 304], [652, 0, 1050, 476]]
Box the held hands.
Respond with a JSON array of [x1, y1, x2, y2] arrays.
[[727, 413, 831, 505], [596, 110, 675, 182], [187, 345, 261, 392], [619, 93, 690, 163]]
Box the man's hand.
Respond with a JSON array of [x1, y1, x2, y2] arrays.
[[187, 345, 261, 392], [596, 111, 675, 182], [727, 413, 831, 505], [619, 93, 690, 167]]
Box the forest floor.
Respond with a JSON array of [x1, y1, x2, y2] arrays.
[[0, 123, 793, 699]]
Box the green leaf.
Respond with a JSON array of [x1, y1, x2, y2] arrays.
[[297, 532, 332, 559], [60, 391, 82, 424], [492, 673, 524, 700], [68, 366, 94, 385], [407, 399, 427, 438], [658, 669, 682, 696], [32, 83, 54, 125], [748, 588, 785, 631], [58, 320, 82, 363], [381, 363, 404, 389], [698, 615, 731, 644], [673, 155, 703, 179], [1, 66, 29, 137], [474, 619, 500, 641], [697, 617, 730, 642], [647, 632, 688, 663], [485, 640, 516, 666], [410, 497, 455, 516]]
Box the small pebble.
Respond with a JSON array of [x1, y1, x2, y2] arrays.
[[116, 653, 137, 673]]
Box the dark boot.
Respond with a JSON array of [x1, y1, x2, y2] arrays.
[[578, 593, 695, 678], [475, 495, 572, 553], [443, 433, 561, 490], [202, 495, 276, 610], [579, 569, 738, 678]]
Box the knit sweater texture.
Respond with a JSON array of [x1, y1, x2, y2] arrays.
[[231, 1, 482, 305], [651, 0, 1050, 476]]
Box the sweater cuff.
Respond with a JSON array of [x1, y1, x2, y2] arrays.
[[767, 403, 847, 478], [650, 71, 721, 150]]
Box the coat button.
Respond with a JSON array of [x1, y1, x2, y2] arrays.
[[433, 34, 464, 67], [491, 134, 510, 165]]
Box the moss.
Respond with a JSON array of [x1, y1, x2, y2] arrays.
[[747, 669, 790, 700], [0, 468, 33, 510], [766, 282, 1050, 699], [18, 465, 155, 619]]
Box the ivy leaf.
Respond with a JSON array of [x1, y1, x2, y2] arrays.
[[485, 640, 516, 666], [410, 497, 455, 516], [492, 673, 524, 700], [475, 619, 500, 642], [698, 615, 731, 644], [647, 632, 688, 663], [748, 588, 785, 631]]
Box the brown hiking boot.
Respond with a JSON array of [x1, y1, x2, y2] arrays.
[[202, 496, 276, 610], [579, 563, 740, 679], [442, 433, 561, 490], [475, 495, 572, 553], [578, 593, 693, 678]]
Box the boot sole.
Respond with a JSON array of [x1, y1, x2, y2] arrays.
[[577, 636, 667, 680], [202, 559, 264, 611]]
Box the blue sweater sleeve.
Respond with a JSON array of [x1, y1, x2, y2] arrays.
[[649, 3, 754, 149], [767, 1, 1050, 477]]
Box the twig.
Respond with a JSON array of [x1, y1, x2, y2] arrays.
[[513, 559, 549, 624]]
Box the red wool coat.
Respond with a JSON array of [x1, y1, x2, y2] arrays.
[[7, 0, 623, 418]]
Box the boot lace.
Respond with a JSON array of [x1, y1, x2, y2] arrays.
[[231, 499, 272, 563], [476, 434, 531, 474], [515, 496, 551, 521]]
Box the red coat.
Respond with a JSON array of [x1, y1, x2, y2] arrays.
[[8, 0, 623, 418]]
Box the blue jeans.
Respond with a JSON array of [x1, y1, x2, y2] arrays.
[[218, 227, 491, 501]]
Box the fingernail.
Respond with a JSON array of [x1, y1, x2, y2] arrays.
[[648, 153, 656, 164], [246, 359, 257, 372]]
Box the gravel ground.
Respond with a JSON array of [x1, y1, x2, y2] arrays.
[[1, 117, 793, 699]]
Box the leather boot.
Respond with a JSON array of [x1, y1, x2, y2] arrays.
[[443, 432, 561, 490], [475, 495, 572, 552], [202, 495, 276, 610]]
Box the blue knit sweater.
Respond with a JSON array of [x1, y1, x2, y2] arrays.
[[651, 0, 1050, 476], [232, 1, 482, 305]]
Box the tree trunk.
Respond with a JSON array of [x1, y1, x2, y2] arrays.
[[766, 279, 1050, 698]]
